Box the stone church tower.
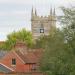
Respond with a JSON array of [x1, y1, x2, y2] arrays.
[[31, 7, 56, 39]]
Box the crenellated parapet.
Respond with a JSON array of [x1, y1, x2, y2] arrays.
[[31, 7, 56, 39]]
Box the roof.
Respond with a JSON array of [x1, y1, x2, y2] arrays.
[[0, 41, 43, 64], [0, 51, 8, 59], [15, 49, 43, 64], [0, 64, 13, 73]]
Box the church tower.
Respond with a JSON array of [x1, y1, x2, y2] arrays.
[[31, 7, 56, 39]]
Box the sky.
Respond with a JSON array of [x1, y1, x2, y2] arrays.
[[0, 0, 75, 41]]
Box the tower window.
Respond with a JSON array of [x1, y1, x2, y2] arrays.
[[40, 29, 44, 33], [40, 23, 44, 33], [12, 58, 16, 65]]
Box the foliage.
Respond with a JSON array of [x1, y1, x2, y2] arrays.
[[60, 7, 75, 53], [33, 35, 47, 49], [0, 29, 33, 50], [39, 7, 75, 75], [40, 30, 75, 75], [59, 7, 75, 27]]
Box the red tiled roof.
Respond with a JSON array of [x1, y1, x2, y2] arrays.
[[15, 49, 43, 64], [15, 51, 28, 63], [11, 41, 43, 64]]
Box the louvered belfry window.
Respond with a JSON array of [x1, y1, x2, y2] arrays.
[[40, 23, 44, 33]]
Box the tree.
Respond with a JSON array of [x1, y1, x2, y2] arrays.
[[2, 28, 33, 50], [39, 7, 75, 75], [33, 35, 47, 49], [60, 7, 75, 53], [39, 29, 75, 75]]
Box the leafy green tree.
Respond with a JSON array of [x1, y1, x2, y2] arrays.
[[39, 7, 75, 75], [40, 30, 75, 75], [60, 7, 75, 53], [2, 29, 33, 50], [33, 35, 47, 49]]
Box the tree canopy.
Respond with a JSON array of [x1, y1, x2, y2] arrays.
[[39, 7, 75, 75], [0, 29, 33, 50]]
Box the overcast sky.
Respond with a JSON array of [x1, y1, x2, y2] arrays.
[[0, 0, 75, 41]]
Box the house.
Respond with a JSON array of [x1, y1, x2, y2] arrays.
[[0, 41, 43, 73]]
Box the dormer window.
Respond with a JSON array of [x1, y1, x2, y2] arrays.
[[12, 58, 16, 65]]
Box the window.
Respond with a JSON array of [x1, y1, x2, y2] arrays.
[[40, 23, 44, 33], [12, 58, 16, 65], [31, 64, 36, 71], [40, 29, 44, 33]]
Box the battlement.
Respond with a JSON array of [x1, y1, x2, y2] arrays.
[[31, 7, 56, 39]]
